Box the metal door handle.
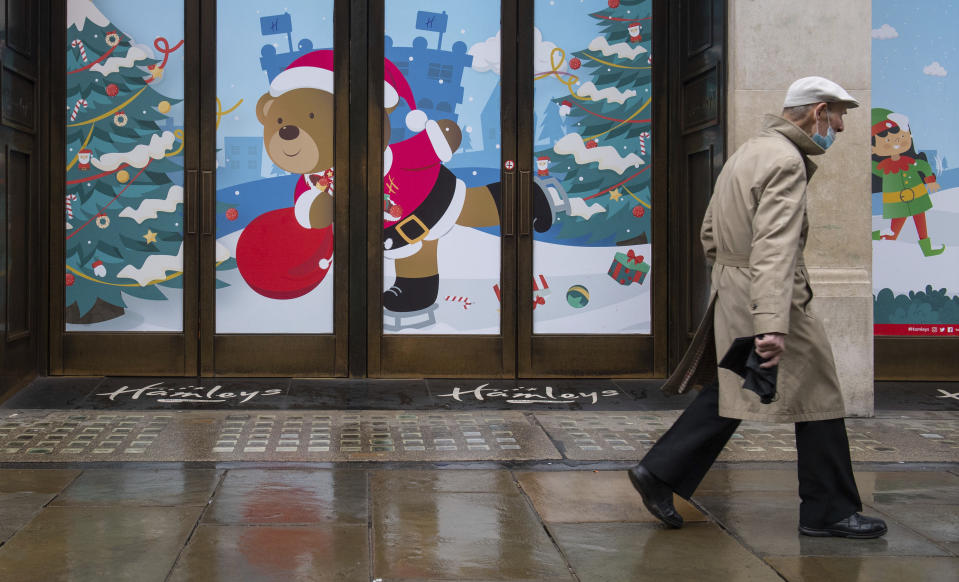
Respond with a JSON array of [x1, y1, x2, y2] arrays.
[[503, 172, 515, 237], [519, 170, 531, 236], [186, 170, 198, 235], [201, 171, 214, 236]]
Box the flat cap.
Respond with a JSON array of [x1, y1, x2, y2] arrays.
[[783, 76, 859, 109]]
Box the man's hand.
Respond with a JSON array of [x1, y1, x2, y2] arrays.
[[754, 333, 785, 368]]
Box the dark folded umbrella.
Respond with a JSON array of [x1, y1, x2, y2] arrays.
[[718, 336, 778, 404]]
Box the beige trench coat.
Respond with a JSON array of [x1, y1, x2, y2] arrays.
[[663, 114, 845, 423]]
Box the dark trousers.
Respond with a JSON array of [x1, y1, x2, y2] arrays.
[[642, 383, 863, 527]]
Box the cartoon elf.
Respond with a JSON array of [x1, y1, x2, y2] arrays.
[[871, 108, 944, 256]]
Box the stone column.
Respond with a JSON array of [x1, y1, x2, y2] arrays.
[[727, 0, 873, 416]]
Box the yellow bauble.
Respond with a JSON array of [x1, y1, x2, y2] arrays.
[[157, 101, 171, 114], [117, 170, 130, 184]]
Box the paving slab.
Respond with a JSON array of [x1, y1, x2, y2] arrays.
[[372, 469, 518, 495], [168, 524, 369, 582], [693, 493, 950, 557], [854, 470, 959, 504], [204, 469, 367, 525], [515, 470, 706, 523], [372, 491, 573, 580], [0, 410, 561, 462], [51, 468, 221, 507], [550, 522, 783, 582], [0, 492, 57, 544], [868, 504, 959, 543], [765, 556, 959, 582], [0, 468, 80, 494], [0, 506, 202, 582]]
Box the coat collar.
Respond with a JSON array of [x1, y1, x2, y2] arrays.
[[761, 114, 822, 179]]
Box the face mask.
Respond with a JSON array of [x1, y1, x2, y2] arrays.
[[812, 107, 836, 150]]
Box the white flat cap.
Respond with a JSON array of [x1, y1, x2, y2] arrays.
[[783, 76, 859, 109]]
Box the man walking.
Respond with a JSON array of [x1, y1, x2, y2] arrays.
[[628, 77, 887, 539]]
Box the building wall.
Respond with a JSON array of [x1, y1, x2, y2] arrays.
[[727, 0, 873, 416]]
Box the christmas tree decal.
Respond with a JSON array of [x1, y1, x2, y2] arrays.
[[534, 0, 652, 245], [65, 0, 216, 324]]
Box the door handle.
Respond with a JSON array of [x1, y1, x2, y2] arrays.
[[186, 170, 198, 235], [503, 171, 515, 237], [201, 170, 214, 236], [519, 170, 531, 236]]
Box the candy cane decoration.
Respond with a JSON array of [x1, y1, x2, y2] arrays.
[[647, 54, 652, 65], [445, 295, 472, 310], [65, 194, 78, 229], [71, 39, 88, 62], [639, 131, 651, 156], [65, 194, 78, 219], [70, 98, 88, 122]]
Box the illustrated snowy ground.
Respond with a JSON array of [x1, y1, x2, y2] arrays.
[[67, 224, 652, 335], [872, 186, 959, 296]]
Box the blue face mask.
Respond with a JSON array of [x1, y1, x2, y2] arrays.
[[812, 109, 836, 150]]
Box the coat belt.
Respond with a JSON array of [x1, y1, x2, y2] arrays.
[[715, 250, 805, 268], [715, 251, 750, 267]]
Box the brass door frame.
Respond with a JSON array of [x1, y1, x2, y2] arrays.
[[365, 0, 517, 378], [516, 0, 667, 378], [50, 0, 200, 375], [197, 0, 349, 377]]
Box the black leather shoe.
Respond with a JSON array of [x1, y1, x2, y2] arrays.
[[799, 513, 888, 539], [627, 464, 683, 529]]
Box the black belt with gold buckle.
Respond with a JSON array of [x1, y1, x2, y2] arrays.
[[384, 165, 457, 250]]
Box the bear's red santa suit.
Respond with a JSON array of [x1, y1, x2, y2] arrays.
[[381, 58, 465, 260]]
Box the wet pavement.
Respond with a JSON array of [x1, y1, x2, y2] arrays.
[[0, 377, 957, 580], [0, 465, 956, 581]]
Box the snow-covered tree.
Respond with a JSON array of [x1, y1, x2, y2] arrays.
[[65, 0, 233, 323], [534, 0, 652, 244]]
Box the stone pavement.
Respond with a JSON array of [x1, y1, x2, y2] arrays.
[[0, 378, 957, 580], [0, 408, 956, 463], [0, 465, 956, 581]]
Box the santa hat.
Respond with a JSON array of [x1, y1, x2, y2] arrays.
[[628, 22, 642, 30], [560, 100, 572, 108], [384, 58, 429, 133], [269, 50, 335, 98], [537, 156, 550, 161]]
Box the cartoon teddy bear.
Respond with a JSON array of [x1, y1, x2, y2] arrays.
[[239, 49, 553, 309], [234, 50, 337, 299]]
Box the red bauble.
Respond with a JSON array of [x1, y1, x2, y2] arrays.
[[389, 204, 404, 219], [66, 273, 75, 286], [106, 83, 119, 97], [609, 0, 620, 8], [586, 139, 598, 149], [226, 207, 239, 221], [569, 57, 581, 70], [632, 206, 646, 218]]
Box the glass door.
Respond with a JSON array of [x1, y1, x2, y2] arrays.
[[57, 0, 198, 375], [518, 0, 663, 376], [199, 0, 349, 376], [367, 0, 517, 377]]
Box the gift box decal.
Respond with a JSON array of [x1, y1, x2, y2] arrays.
[[608, 250, 649, 286]]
